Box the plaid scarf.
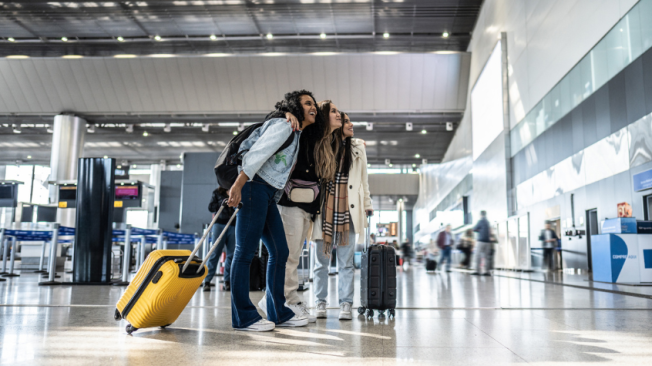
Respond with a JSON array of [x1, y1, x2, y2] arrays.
[[322, 161, 350, 255]]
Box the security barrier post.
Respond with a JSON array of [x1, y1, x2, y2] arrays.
[[39, 223, 61, 285]]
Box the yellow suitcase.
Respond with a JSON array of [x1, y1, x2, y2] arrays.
[[114, 201, 241, 334]]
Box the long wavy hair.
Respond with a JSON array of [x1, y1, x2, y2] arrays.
[[315, 100, 340, 181], [334, 111, 353, 173]]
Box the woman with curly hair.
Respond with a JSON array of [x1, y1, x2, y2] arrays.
[[227, 90, 318, 332], [313, 111, 373, 320], [257, 98, 342, 322]]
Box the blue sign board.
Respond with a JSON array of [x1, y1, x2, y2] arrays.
[[633, 169, 652, 191], [602, 218, 637, 234]]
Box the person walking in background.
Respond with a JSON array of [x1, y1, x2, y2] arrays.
[[401, 238, 412, 267], [436, 224, 454, 272], [539, 221, 559, 272], [457, 229, 475, 269], [204, 187, 236, 292], [472, 210, 491, 276], [313, 111, 373, 321]]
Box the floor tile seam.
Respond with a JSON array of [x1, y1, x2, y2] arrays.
[[493, 274, 652, 300], [528, 310, 582, 331], [463, 317, 531, 364]]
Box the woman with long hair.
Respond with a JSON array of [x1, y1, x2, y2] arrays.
[[313, 111, 373, 320], [258, 99, 342, 322], [227, 90, 318, 332]]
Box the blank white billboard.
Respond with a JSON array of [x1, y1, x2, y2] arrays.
[[471, 41, 504, 160]]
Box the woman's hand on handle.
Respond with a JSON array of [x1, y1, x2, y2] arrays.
[[228, 172, 249, 207]]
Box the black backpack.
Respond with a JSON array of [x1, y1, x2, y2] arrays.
[[214, 121, 294, 189]]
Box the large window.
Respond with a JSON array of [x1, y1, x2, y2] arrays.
[[512, 0, 652, 155], [471, 41, 504, 160], [4, 165, 51, 204]]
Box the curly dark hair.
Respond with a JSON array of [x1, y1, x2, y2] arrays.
[[266, 90, 326, 166]]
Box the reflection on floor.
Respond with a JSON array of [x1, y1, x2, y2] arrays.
[[1, 265, 652, 365]]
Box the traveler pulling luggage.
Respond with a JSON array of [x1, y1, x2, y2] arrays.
[[357, 214, 397, 319], [114, 200, 242, 334]]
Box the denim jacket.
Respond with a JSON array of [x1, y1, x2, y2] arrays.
[[238, 118, 301, 192]]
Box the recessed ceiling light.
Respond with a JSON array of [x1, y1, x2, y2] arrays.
[[374, 51, 399, 55], [117, 36, 125, 42], [383, 32, 390, 38], [432, 50, 458, 54], [367, 164, 371, 167], [262, 52, 286, 57], [7, 37, 15, 42], [442, 32, 449, 38], [103, 155, 108, 159], [415, 154, 421, 158], [177, 164, 181, 168], [421, 129, 427, 134], [117, 165, 122, 169], [266, 33, 273, 40], [205, 53, 230, 57], [320, 33, 326, 39], [6, 55, 29, 59], [143, 131, 149, 137], [209, 34, 218, 40], [312, 52, 339, 56], [61, 37, 68, 42], [27, 155, 32, 159], [233, 131, 238, 135], [412, 164, 416, 167], [62, 55, 83, 59], [389, 164, 393, 167], [114, 54, 137, 58], [154, 35, 162, 41], [133, 164, 137, 168], [149, 54, 175, 58]]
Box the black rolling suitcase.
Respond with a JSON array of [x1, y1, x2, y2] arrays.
[[425, 258, 437, 272], [358, 215, 397, 319]]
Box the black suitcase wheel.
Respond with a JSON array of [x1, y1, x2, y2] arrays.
[[114, 309, 122, 321], [378, 310, 386, 318], [126, 324, 138, 335], [366, 309, 374, 319], [389, 309, 396, 319], [160, 324, 172, 329], [357, 307, 366, 315]]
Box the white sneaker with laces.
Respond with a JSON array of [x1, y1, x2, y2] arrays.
[[235, 319, 275, 332], [316, 302, 327, 318], [339, 302, 352, 320], [286, 302, 316, 323], [258, 296, 268, 317], [277, 314, 309, 327]]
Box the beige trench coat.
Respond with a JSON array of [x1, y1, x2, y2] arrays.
[[312, 138, 373, 244]]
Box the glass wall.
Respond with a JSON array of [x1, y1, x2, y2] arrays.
[[511, 0, 652, 155], [4, 165, 51, 204]]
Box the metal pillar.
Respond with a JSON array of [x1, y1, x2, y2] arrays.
[[2, 237, 19, 277], [0, 229, 9, 275], [397, 199, 405, 246], [156, 229, 163, 251], [35, 238, 48, 273], [49, 114, 86, 227], [138, 236, 146, 269], [39, 223, 61, 285], [114, 225, 132, 286], [66, 240, 75, 274]]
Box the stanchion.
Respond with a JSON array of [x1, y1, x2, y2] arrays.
[[0, 231, 6, 282], [2, 237, 19, 277], [0, 229, 8, 275], [131, 235, 140, 274], [42, 239, 61, 278], [35, 238, 48, 273], [162, 238, 168, 250], [66, 240, 75, 274], [138, 236, 146, 269], [113, 225, 131, 286], [156, 229, 163, 251], [39, 223, 61, 285]]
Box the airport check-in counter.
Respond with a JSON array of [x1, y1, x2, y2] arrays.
[[591, 218, 652, 284], [0, 181, 22, 228], [113, 180, 156, 229]]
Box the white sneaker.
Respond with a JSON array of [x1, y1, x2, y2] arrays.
[[277, 314, 309, 327], [339, 302, 352, 320], [316, 302, 327, 318], [286, 302, 316, 323], [235, 319, 275, 332], [258, 296, 268, 317]]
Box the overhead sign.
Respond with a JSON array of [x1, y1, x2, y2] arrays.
[[633, 169, 652, 192]]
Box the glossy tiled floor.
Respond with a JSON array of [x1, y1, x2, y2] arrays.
[[1, 265, 652, 365]]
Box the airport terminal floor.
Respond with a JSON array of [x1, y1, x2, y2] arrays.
[[2, 266, 652, 365]]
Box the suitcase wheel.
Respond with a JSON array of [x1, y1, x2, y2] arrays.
[[389, 309, 396, 319], [366, 309, 374, 319], [160, 324, 172, 329], [114, 309, 122, 321], [126, 324, 138, 335], [357, 306, 366, 315], [378, 310, 386, 318]]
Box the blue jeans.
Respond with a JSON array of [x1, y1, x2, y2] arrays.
[[439, 246, 452, 271], [314, 220, 356, 305], [231, 176, 295, 328], [204, 223, 235, 284]]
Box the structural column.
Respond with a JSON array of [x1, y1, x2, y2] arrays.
[[49, 115, 86, 228], [396, 198, 405, 245]]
